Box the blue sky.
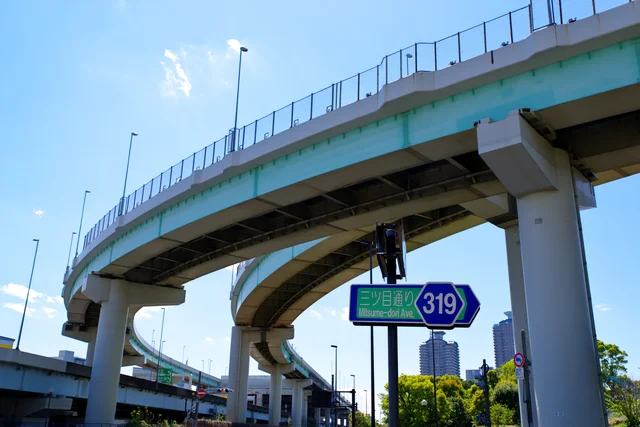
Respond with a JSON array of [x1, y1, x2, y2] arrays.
[[0, 0, 637, 415]]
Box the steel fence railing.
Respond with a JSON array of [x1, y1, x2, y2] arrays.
[[78, 0, 633, 252]]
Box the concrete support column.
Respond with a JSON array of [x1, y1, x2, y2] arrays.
[[315, 408, 321, 427], [227, 326, 252, 424], [285, 379, 313, 427], [81, 275, 185, 424], [264, 364, 295, 426], [270, 370, 283, 425], [504, 226, 537, 427], [479, 111, 605, 426], [85, 280, 129, 424], [85, 328, 97, 367], [302, 389, 311, 427], [229, 330, 294, 424]]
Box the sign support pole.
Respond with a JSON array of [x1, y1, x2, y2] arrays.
[[431, 328, 438, 427], [386, 233, 400, 427], [367, 241, 376, 427], [193, 371, 202, 427], [352, 389, 356, 427], [521, 330, 534, 424], [482, 360, 492, 427]]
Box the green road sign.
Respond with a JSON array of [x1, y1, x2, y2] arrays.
[[349, 284, 480, 328], [158, 368, 173, 384], [350, 285, 423, 324]]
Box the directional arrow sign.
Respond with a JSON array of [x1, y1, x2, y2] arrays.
[[454, 284, 481, 327], [415, 282, 465, 328]]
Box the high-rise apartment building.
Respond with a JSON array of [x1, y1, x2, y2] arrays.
[[419, 331, 460, 377], [493, 311, 515, 367]]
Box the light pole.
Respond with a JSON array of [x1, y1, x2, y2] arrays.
[[331, 344, 338, 425], [406, 53, 413, 76], [351, 374, 356, 406], [155, 308, 166, 389], [208, 358, 213, 375], [202, 360, 205, 372], [431, 329, 438, 427], [75, 190, 91, 256], [120, 132, 138, 215], [152, 329, 155, 350], [358, 239, 376, 427], [230, 46, 248, 152], [16, 239, 40, 351], [182, 345, 186, 364], [66, 232, 77, 272], [365, 389, 368, 416]]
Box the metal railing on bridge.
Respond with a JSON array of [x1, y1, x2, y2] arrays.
[[80, 0, 634, 252]]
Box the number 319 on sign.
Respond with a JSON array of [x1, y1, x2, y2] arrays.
[[415, 282, 465, 328], [421, 292, 458, 315]]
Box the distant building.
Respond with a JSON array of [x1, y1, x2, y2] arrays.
[[465, 367, 494, 383], [0, 336, 14, 349], [465, 369, 483, 382], [419, 331, 460, 377], [493, 311, 515, 367], [54, 350, 85, 364]]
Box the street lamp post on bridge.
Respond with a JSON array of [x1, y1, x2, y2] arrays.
[[230, 46, 248, 153], [119, 132, 138, 216]]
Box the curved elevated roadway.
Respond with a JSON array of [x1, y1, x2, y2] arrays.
[[63, 2, 640, 425]]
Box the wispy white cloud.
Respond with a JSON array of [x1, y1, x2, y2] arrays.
[[33, 208, 45, 218], [46, 296, 64, 305], [164, 49, 178, 63], [595, 304, 612, 312], [4, 303, 34, 316], [226, 39, 242, 54], [136, 306, 166, 320], [341, 307, 349, 321], [308, 309, 323, 321], [1, 283, 44, 303], [205, 337, 214, 343], [161, 49, 192, 97], [224, 336, 231, 343], [42, 307, 57, 319]]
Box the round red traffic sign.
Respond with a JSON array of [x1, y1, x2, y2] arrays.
[[197, 388, 206, 398], [514, 352, 525, 368]]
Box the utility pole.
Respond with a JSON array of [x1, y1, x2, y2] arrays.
[[375, 222, 405, 427], [482, 359, 492, 427], [431, 329, 438, 427], [193, 371, 202, 427], [521, 330, 534, 423], [352, 388, 356, 427]]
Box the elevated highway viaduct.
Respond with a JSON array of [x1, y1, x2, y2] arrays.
[[64, 2, 640, 426]]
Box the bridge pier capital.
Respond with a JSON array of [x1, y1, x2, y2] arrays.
[[478, 111, 606, 426]]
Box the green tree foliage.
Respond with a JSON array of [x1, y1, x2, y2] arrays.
[[446, 396, 472, 427], [486, 369, 499, 389], [352, 411, 372, 427], [462, 379, 476, 390], [610, 378, 640, 427], [469, 389, 487, 420], [599, 339, 629, 387], [491, 381, 520, 416], [380, 375, 453, 427], [498, 360, 516, 384], [437, 375, 465, 399], [125, 407, 176, 427], [490, 404, 515, 427]]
